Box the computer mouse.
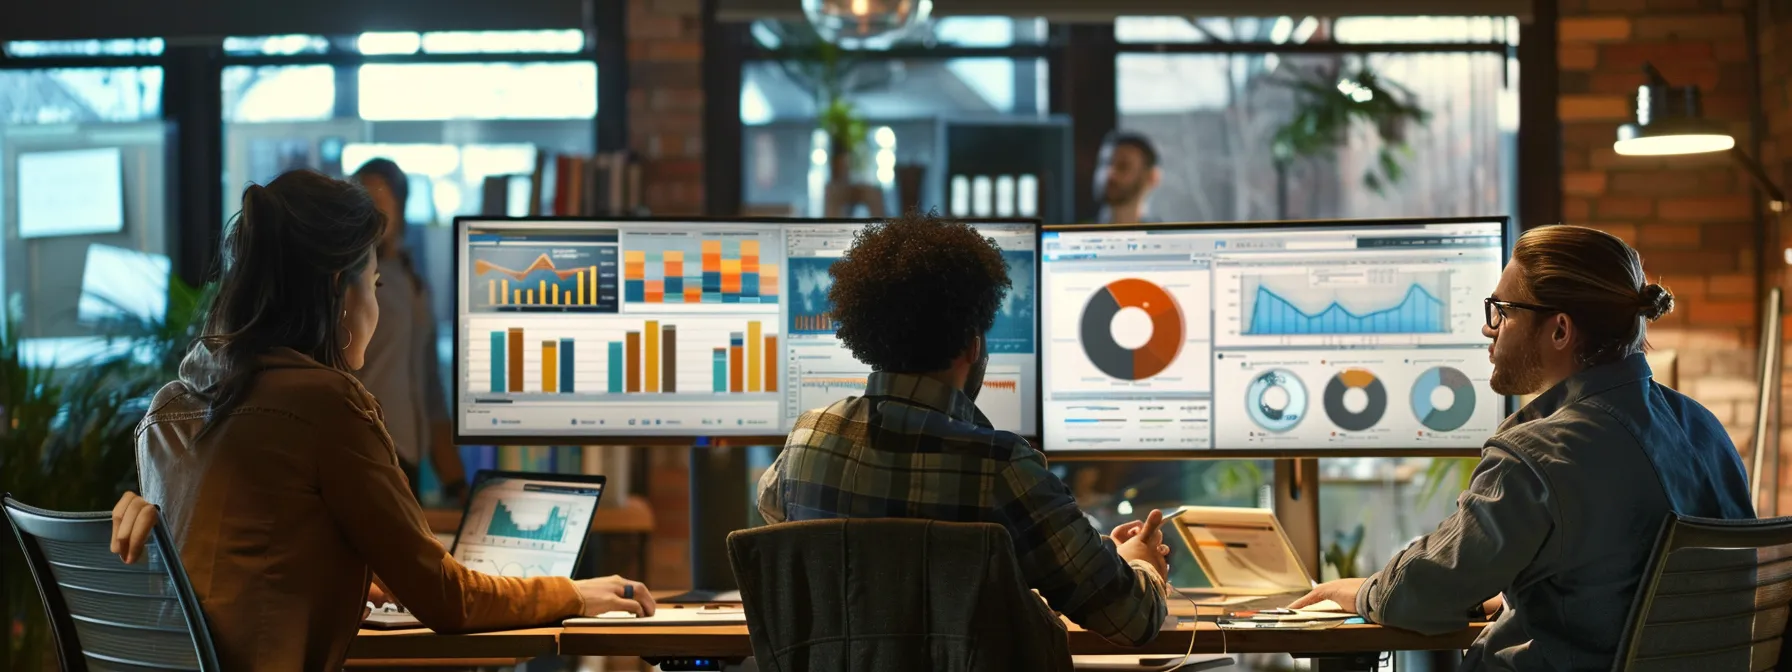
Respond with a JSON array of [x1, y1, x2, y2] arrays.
[[596, 611, 639, 619]]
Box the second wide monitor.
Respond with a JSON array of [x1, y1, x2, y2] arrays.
[[455, 217, 1039, 442], [1042, 218, 1509, 456]]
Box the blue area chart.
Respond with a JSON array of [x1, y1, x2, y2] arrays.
[[785, 252, 1036, 354], [1246, 283, 1446, 335], [989, 251, 1037, 354], [487, 501, 570, 543], [786, 257, 838, 335], [1245, 369, 1307, 433]]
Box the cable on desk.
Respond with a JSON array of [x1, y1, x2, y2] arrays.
[[1142, 579, 1204, 672]]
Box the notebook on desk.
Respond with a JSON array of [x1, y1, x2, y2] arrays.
[[363, 470, 607, 630], [1167, 506, 1316, 599]]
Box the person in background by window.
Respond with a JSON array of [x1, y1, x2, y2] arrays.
[[1093, 131, 1162, 225], [352, 158, 467, 504]]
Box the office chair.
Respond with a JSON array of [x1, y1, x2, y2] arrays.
[[3, 495, 221, 672], [728, 518, 1075, 672], [1612, 513, 1792, 672]]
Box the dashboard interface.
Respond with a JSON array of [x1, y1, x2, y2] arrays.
[[1040, 220, 1506, 453], [455, 218, 1039, 440]]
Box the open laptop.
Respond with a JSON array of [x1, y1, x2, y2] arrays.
[[363, 470, 606, 629], [1167, 506, 1316, 606]]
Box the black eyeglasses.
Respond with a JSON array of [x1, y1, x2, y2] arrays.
[[1484, 297, 1557, 329]]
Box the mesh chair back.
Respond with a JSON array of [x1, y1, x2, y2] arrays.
[[1614, 513, 1792, 672], [3, 495, 220, 672]]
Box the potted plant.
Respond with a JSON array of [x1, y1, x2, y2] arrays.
[[1268, 61, 1431, 217], [1, 276, 213, 670]]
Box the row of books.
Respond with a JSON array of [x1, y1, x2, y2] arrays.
[[480, 150, 647, 218]]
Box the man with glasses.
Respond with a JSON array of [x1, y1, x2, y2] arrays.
[[1293, 225, 1752, 671]]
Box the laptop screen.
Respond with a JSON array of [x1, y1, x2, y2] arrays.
[[451, 473, 605, 578]]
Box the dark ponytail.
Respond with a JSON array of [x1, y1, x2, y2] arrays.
[[201, 170, 384, 430]]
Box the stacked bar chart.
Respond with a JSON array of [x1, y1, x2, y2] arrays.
[[623, 234, 780, 305]]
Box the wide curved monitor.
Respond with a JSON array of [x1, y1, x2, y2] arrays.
[[1041, 217, 1509, 458], [453, 217, 1040, 444]]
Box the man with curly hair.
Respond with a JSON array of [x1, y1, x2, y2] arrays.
[[756, 211, 1171, 647]]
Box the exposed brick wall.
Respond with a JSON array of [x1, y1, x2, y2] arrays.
[[630, 0, 706, 216], [1558, 1, 1765, 487], [630, 0, 704, 589], [1760, 0, 1792, 515]]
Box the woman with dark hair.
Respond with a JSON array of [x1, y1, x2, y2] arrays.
[[348, 158, 467, 502], [108, 170, 653, 671]]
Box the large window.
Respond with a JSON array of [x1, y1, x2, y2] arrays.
[[1, 44, 170, 364], [739, 18, 1053, 217]]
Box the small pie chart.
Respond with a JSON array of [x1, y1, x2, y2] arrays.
[[1079, 278, 1184, 381], [1246, 369, 1307, 433], [1323, 368, 1388, 432], [1411, 366, 1477, 432]]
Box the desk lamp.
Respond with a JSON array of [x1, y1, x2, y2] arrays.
[[1613, 63, 1786, 212], [1613, 63, 1785, 513]]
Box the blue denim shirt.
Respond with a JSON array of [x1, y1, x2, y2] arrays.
[[1357, 353, 1754, 672]]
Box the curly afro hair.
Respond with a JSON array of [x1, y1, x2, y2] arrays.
[[829, 211, 1012, 373]]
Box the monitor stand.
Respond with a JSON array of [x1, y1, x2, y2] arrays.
[[1273, 458, 1322, 582], [663, 446, 750, 604]]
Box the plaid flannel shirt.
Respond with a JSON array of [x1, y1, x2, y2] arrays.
[[757, 371, 1168, 646]]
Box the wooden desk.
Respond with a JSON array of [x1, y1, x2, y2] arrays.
[[557, 621, 1485, 658], [346, 627, 560, 667]]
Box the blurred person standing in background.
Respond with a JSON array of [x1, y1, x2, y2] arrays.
[[352, 158, 467, 504], [1093, 131, 1163, 225]]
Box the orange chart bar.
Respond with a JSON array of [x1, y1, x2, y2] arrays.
[[645, 321, 661, 393], [764, 335, 779, 393], [506, 328, 524, 392], [625, 332, 641, 393], [746, 321, 762, 393]]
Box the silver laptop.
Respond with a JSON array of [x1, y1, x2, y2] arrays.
[[1168, 506, 1316, 600], [363, 470, 606, 629]]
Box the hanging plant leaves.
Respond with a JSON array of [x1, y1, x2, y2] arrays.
[[1268, 61, 1432, 196]]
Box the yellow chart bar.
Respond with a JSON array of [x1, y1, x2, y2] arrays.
[[747, 321, 762, 392], [542, 341, 559, 392], [488, 280, 497, 305], [513, 289, 522, 304], [527, 290, 535, 304], [552, 285, 560, 305], [501, 279, 511, 305], [539, 280, 547, 305], [589, 266, 598, 305], [645, 321, 662, 393], [577, 271, 586, 305]]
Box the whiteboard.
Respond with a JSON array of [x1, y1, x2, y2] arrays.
[[18, 148, 126, 239]]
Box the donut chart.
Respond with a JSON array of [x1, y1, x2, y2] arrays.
[[1078, 278, 1184, 381], [1411, 366, 1477, 432], [1246, 369, 1307, 432], [1323, 368, 1387, 432]]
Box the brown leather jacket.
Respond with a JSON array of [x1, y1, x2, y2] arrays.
[[135, 346, 582, 671]]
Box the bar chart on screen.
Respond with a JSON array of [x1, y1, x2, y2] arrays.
[[469, 238, 620, 314], [466, 316, 781, 399], [621, 230, 780, 310]]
